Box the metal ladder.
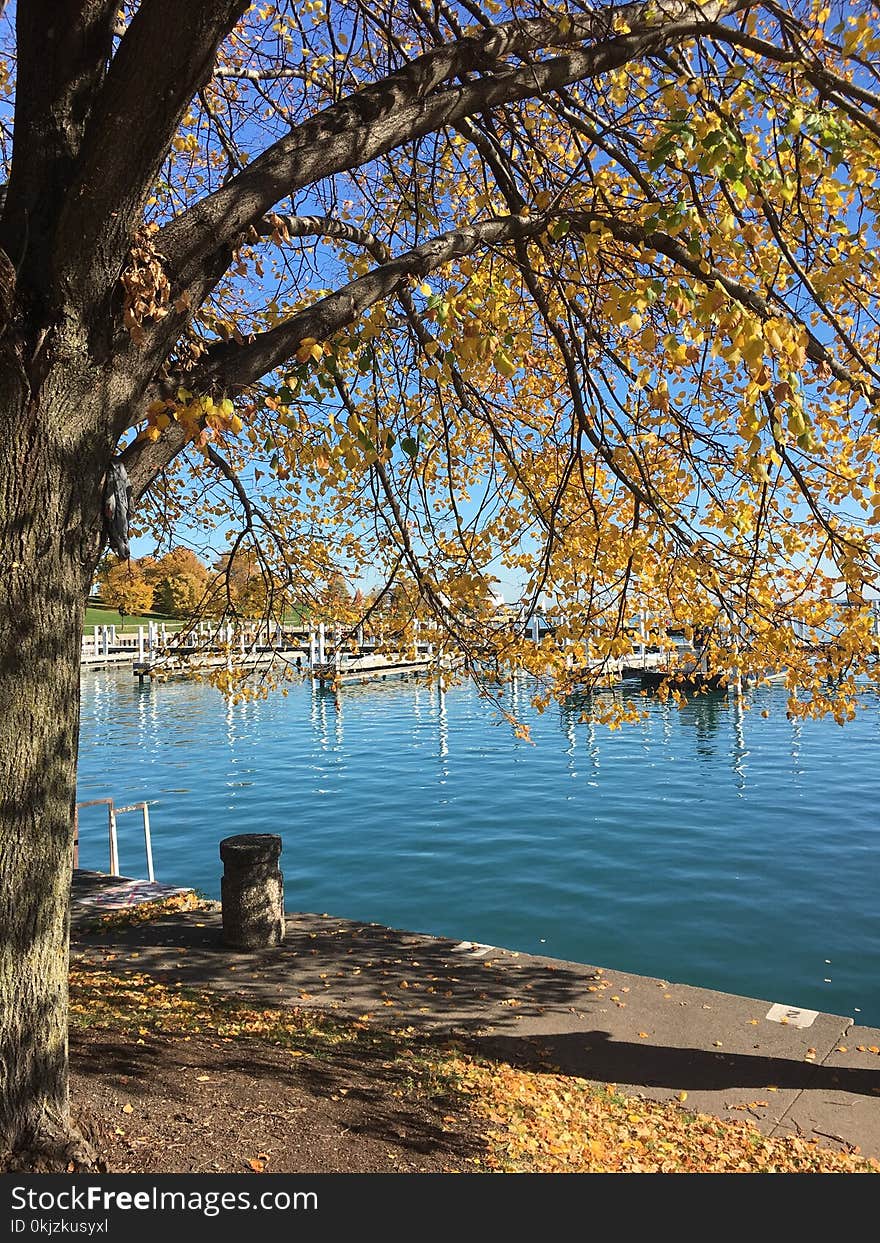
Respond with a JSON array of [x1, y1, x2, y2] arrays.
[[74, 797, 156, 882]]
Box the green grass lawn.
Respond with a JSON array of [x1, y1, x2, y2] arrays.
[[85, 604, 310, 634], [84, 606, 186, 633]]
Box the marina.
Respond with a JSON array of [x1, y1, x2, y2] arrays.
[[76, 667, 880, 1026]]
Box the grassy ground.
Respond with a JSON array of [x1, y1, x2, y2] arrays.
[[56, 898, 880, 1176], [85, 606, 186, 633], [84, 606, 308, 633]]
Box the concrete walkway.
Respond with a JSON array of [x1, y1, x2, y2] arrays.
[[71, 868, 194, 920], [69, 889, 880, 1161]]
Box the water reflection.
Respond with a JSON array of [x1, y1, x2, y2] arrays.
[[787, 691, 804, 786], [731, 695, 748, 794], [676, 693, 724, 759], [437, 682, 449, 766]]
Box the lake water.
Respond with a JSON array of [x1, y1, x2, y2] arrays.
[[76, 669, 880, 1024]]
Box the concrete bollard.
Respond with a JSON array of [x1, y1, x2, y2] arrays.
[[220, 834, 284, 949]]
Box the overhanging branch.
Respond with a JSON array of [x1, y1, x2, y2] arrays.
[[159, 2, 750, 294]]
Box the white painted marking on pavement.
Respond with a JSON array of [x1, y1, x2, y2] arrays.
[[451, 940, 496, 957], [765, 1003, 820, 1029]]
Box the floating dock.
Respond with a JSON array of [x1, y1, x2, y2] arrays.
[[132, 646, 308, 681], [80, 650, 138, 668], [312, 655, 433, 686]]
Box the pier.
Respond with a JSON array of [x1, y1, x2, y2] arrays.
[[312, 654, 434, 685]]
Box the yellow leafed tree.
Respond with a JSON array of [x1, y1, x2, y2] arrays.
[[2, 0, 880, 1164], [98, 559, 154, 618]]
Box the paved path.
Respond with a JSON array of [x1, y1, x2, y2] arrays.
[[70, 897, 880, 1160], [71, 868, 194, 920]]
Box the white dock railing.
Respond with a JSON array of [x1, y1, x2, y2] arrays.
[[74, 797, 156, 881]]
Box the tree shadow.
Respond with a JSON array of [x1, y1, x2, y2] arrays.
[[72, 909, 591, 1030], [471, 1028, 880, 1098], [70, 1019, 479, 1164]]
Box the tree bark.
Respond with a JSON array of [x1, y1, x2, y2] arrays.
[[0, 361, 104, 1167]]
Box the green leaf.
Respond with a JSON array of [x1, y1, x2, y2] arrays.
[[401, 436, 418, 458]]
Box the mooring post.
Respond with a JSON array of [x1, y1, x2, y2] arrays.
[[220, 834, 285, 949]]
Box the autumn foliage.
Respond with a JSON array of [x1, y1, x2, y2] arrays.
[[99, 548, 211, 618], [5, 0, 880, 1166], [67, 963, 878, 1175], [83, 0, 880, 723], [98, 559, 155, 617]]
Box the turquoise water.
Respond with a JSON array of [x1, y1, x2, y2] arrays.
[[76, 670, 880, 1024]]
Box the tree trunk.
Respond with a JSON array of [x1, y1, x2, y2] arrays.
[[0, 371, 103, 1167]]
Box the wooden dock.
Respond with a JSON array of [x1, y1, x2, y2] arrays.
[[81, 650, 137, 668], [132, 646, 309, 681], [312, 655, 433, 685]]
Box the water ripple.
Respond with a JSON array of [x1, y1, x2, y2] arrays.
[[77, 671, 880, 1023]]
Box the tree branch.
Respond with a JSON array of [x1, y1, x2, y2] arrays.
[[180, 212, 553, 394], [0, 1, 119, 305], [123, 211, 553, 499], [568, 211, 880, 404], [52, 0, 248, 319], [159, 2, 750, 294], [255, 213, 391, 262], [124, 185, 880, 504]]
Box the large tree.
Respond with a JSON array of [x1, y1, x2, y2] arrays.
[[2, 0, 880, 1164]]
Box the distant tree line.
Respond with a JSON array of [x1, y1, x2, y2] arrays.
[[98, 550, 366, 623], [97, 548, 222, 619]]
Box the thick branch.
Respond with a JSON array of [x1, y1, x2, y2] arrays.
[[125, 420, 190, 506], [184, 213, 552, 393], [256, 213, 391, 262], [160, 2, 749, 293], [0, 1, 118, 306], [125, 190, 880, 505], [123, 211, 554, 499], [53, 0, 248, 316]]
